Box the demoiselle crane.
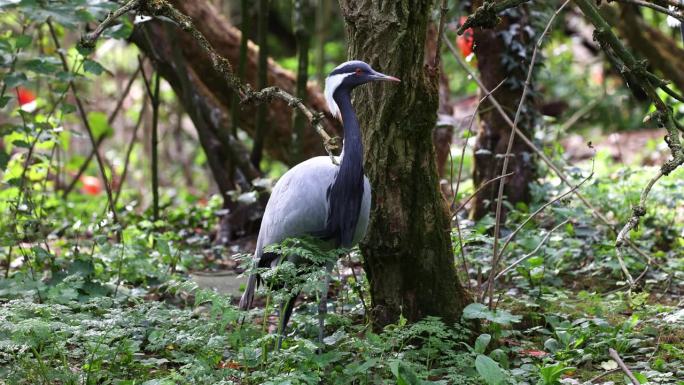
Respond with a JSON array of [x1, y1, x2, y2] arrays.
[[239, 60, 400, 345]]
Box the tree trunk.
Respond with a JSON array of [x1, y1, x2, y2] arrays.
[[133, 24, 262, 242], [612, 6, 684, 93], [164, 0, 341, 166], [338, 0, 469, 328], [470, 5, 537, 220]]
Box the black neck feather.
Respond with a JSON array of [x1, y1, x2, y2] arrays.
[[322, 87, 365, 247]]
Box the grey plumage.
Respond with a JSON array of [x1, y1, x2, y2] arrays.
[[238, 156, 371, 310]]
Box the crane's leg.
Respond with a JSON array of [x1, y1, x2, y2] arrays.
[[317, 262, 333, 350], [276, 294, 298, 350]]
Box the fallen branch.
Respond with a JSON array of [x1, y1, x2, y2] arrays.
[[608, 348, 640, 385]]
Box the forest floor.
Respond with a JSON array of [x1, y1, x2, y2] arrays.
[[1, 137, 684, 385]]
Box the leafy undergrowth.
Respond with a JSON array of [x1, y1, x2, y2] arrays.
[[1, 154, 684, 385]]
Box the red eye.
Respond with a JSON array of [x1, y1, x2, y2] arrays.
[[355, 68, 362, 75]]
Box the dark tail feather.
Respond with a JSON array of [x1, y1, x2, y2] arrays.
[[239, 273, 258, 310]]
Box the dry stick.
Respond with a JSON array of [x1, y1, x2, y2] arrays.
[[80, 0, 141, 48], [588, 368, 621, 383], [452, 79, 508, 211], [496, 160, 594, 270], [609, 348, 640, 385], [642, 0, 684, 11], [445, 37, 651, 285], [62, 65, 142, 199], [454, 172, 514, 214], [495, 218, 570, 280], [85, 0, 339, 159], [608, 0, 684, 21], [450, 80, 507, 294], [575, 0, 684, 285], [47, 20, 120, 229], [433, 0, 449, 68], [151, 71, 161, 220], [114, 97, 147, 206], [488, 0, 570, 308]]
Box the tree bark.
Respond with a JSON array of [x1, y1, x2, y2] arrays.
[[470, 5, 537, 219], [133, 24, 262, 242], [164, 0, 341, 166], [338, 0, 469, 328], [612, 6, 684, 93]]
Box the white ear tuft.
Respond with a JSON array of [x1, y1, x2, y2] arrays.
[[324, 73, 350, 120]]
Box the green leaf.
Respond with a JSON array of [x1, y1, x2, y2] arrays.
[[14, 34, 32, 49], [3, 72, 27, 88], [474, 333, 492, 354], [24, 57, 61, 74], [390, 361, 423, 385], [462, 303, 521, 325], [475, 354, 507, 385], [83, 59, 105, 75], [60, 103, 76, 114], [0, 147, 8, 170], [87, 111, 113, 139], [0, 95, 10, 108]]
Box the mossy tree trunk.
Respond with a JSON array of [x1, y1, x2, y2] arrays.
[[338, 0, 469, 328]]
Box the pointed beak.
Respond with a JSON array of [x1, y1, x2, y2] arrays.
[[371, 71, 401, 83]]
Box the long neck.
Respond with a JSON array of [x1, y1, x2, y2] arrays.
[[334, 88, 363, 169], [323, 87, 365, 247]]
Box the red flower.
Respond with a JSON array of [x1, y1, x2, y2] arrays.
[[16, 87, 37, 111], [456, 16, 474, 58]]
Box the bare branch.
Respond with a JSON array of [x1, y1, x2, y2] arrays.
[[608, 0, 684, 22], [494, 218, 570, 281], [489, 0, 570, 307], [457, 0, 532, 35], [609, 348, 640, 385], [80, 0, 141, 49]]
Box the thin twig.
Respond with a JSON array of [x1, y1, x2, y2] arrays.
[[80, 0, 141, 49], [489, 0, 570, 308], [114, 95, 148, 206], [497, 160, 594, 266], [433, 0, 449, 68], [451, 78, 508, 211], [588, 368, 621, 383], [445, 30, 655, 289], [151, 71, 161, 220], [453, 172, 514, 214], [608, 348, 640, 385], [608, 0, 684, 22], [494, 219, 569, 280], [62, 65, 141, 199], [84, 0, 340, 159], [47, 19, 120, 229]]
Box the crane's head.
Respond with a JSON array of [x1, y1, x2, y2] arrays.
[[324, 60, 400, 120]]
